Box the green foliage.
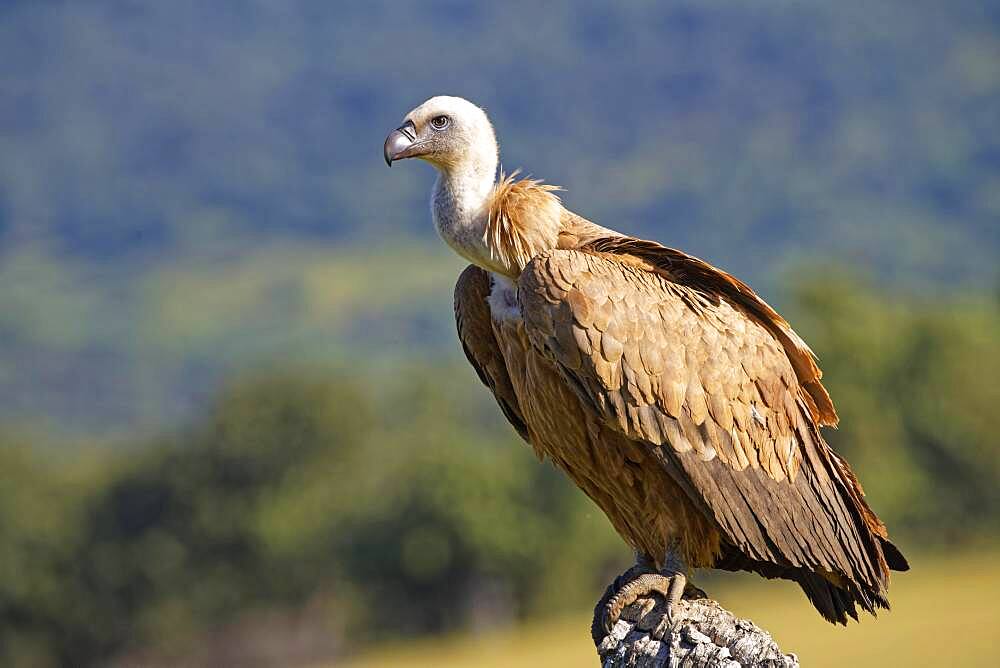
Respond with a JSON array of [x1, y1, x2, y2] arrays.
[[1, 0, 998, 435], [1, 3, 996, 664], [0, 438, 108, 666], [0, 368, 622, 666], [788, 271, 1000, 539], [1, 274, 997, 665], [79, 375, 373, 655]]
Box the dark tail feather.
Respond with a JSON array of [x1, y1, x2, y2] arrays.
[[880, 537, 910, 572], [716, 546, 893, 625], [794, 571, 861, 625], [794, 565, 897, 625]]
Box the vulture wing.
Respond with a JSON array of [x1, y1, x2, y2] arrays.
[[517, 239, 907, 623], [454, 264, 530, 442]]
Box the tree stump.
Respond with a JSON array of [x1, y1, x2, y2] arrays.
[[594, 591, 799, 668]]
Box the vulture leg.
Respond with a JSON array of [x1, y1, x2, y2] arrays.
[[591, 552, 657, 644], [592, 549, 709, 644]]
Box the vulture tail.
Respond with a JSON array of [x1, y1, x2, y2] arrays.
[[715, 547, 897, 625], [793, 570, 872, 625], [880, 537, 910, 572]]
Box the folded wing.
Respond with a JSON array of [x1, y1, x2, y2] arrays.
[[517, 241, 907, 622], [455, 264, 529, 442]]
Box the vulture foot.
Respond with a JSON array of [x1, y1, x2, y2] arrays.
[[593, 565, 708, 644]]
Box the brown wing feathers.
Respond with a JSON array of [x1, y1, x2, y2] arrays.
[[517, 242, 906, 623], [454, 265, 530, 442], [582, 237, 839, 428]]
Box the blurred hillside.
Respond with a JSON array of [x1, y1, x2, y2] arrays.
[[2, 3, 999, 665], [3, 275, 998, 666], [1, 0, 999, 435]]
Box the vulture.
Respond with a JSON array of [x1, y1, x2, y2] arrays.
[[384, 96, 908, 637]]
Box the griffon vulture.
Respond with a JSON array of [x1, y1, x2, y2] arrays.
[[384, 96, 908, 638]]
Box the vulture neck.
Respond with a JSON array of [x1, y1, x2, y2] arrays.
[[433, 157, 502, 274], [433, 159, 564, 280]]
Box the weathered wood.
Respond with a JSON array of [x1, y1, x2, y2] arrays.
[[595, 592, 798, 668]]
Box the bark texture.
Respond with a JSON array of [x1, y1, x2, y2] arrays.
[[595, 593, 798, 668]]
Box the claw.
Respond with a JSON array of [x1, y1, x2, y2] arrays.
[[603, 572, 685, 635], [592, 556, 708, 646], [591, 563, 653, 644]]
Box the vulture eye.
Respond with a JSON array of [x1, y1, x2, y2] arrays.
[[430, 115, 450, 130]]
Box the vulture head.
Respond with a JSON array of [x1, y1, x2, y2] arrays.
[[384, 96, 497, 176]]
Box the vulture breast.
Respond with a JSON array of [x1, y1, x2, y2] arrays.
[[488, 278, 723, 569]]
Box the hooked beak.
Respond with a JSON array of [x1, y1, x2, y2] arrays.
[[384, 120, 421, 166]]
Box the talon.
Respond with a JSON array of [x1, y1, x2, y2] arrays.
[[602, 572, 684, 634], [649, 571, 687, 637], [591, 563, 653, 645], [592, 557, 708, 645]]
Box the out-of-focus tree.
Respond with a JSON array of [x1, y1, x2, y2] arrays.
[[75, 374, 373, 662], [1, 275, 998, 664], [788, 270, 1000, 541], [0, 437, 105, 667]]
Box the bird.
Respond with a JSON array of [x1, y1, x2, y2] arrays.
[[384, 95, 908, 640]]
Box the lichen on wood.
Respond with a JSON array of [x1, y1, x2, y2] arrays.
[[595, 593, 799, 668]]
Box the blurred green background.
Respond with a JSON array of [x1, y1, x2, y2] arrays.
[[1, 1, 998, 666]]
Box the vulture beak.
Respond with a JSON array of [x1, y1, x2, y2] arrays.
[[384, 120, 420, 166]]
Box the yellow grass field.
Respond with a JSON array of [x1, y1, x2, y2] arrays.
[[339, 550, 999, 667]]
